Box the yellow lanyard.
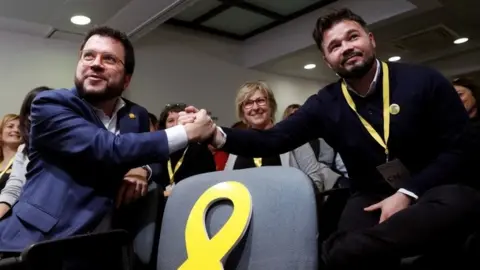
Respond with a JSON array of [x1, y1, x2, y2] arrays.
[[168, 147, 188, 184], [253, 158, 262, 167], [0, 157, 14, 179], [341, 61, 390, 161]]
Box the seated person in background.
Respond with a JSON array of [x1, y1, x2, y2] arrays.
[[453, 78, 480, 183], [208, 121, 244, 171], [208, 144, 228, 171], [148, 112, 158, 131], [231, 120, 247, 129], [453, 77, 478, 120], [0, 86, 52, 219], [158, 103, 216, 196], [0, 26, 215, 254], [283, 104, 349, 190], [0, 114, 21, 191], [181, 9, 480, 269], [224, 81, 327, 192]]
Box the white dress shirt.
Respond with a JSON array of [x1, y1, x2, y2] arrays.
[[91, 98, 152, 179]]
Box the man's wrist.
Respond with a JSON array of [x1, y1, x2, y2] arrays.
[[213, 127, 226, 148], [398, 188, 418, 200]]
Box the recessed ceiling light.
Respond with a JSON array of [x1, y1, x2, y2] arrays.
[[453, 37, 469, 44], [304, 64, 316, 70], [70, 15, 91, 26], [388, 56, 401, 62]]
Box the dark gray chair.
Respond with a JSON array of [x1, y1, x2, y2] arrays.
[[116, 181, 166, 270], [156, 167, 319, 270], [0, 230, 132, 270]]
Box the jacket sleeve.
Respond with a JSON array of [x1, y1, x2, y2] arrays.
[[30, 91, 171, 169], [0, 145, 27, 207], [222, 94, 325, 157], [401, 69, 470, 196], [291, 143, 333, 193]]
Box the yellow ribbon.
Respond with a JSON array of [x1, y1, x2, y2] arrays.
[[0, 157, 14, 180], [168, 147, 188, 184], [341, 61, 391, 161], [253, 158, 262, 167], [179, 181, 252, 270]]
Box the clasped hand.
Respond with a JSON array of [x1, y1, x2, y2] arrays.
[[178, 106, 217, 142]]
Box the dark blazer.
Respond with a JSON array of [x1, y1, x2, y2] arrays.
[[0, 88, 170, 252], [220, 62, 471, 196], [159, 142, 216, 188]]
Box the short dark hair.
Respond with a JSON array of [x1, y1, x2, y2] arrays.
[[453, 77, 480, 103], [20, 86, 53, 154], [312, 8, 368, 52], [158, 103, 187, 129], [80, 26, 135, 75], [148, 113, 158, 127]]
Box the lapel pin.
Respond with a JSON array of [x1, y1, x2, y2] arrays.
[[389, 104, 400, 115], [129, 113, 136, 119]]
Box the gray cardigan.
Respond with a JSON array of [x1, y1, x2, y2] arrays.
[[225, 143, 338, 192], [0, 144, 28, 206]]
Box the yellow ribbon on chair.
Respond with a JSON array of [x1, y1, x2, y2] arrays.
[[178, 181, 253, 270]]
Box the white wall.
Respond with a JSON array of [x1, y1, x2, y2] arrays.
[[0, 30, 78, 116], [127, 26, 325, 125], [0, 27, 325, 125]]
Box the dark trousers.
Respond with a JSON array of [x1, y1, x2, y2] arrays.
[[322, 184, 480, 270]]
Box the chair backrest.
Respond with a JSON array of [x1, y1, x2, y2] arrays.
[[127, 181, 166, 270], [157, 167, 319, 270], [113, 181, 165, 270]]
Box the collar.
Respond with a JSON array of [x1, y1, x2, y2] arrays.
[[91, 97, 126, 118], [344, 59, 381, 98]]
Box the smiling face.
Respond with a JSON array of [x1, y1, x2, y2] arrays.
[[242, 90, 271, 128], [321, 20, 376, 79], [1, 116, 21, 149], [74, 34, 131, 103]]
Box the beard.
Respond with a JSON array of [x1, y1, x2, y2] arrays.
[[335, 51, 375, 79], [74, 75, 125, 104]]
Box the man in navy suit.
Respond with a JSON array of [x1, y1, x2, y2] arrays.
[[181, 9, 480, 269], [0, 26, 216, 253]]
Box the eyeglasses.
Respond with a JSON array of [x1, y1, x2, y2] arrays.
[[80, 50, 124, 67], [165, 103, 187, 109], [243, 98, 267, 109]]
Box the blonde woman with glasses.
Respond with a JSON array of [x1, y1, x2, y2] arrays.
[[224, 81, 326, 192]]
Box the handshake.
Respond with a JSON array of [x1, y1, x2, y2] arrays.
[[179, 106, 219, 143]]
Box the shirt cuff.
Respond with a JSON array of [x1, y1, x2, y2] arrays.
[[0, 195, 15, 208], [165, 125, 188, 154], [213, 127, 226, 148], [142, 165, 152, 181], [398, 188, 418, 200]]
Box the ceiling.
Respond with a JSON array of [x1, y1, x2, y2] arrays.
[[0, 0, 202, 42], [255, 0, 480, 82], [166, 0, 337, 40]]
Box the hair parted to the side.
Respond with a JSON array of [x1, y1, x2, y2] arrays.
[[235, 81, 277, 123], [80, 26, 135, 75], [312, 8, 368, 52]]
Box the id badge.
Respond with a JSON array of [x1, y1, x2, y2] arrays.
[[376, 159, 410, 189]]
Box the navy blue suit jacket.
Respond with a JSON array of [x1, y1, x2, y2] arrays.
[[221, 63, 471, 196], [0, 88, 169, 252]]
